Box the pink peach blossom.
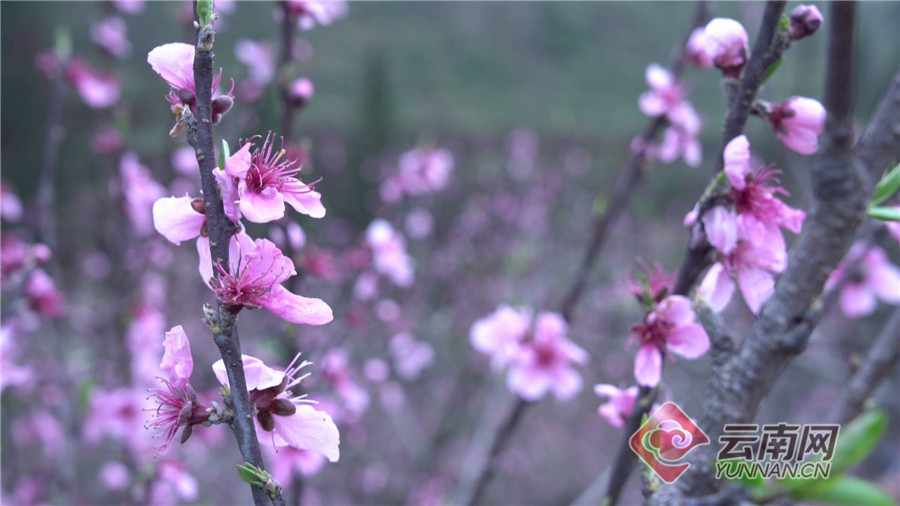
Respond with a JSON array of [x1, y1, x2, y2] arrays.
[[289, 77, 315, 105], [212, 354, 341, 462], [470, 305, 532, 370], [790, 4, 824, 40], [67, 60, 120, 108], [366, 219, 414, 287], [235, 39, 275, 85], [320, 348, 370, 416], [286, 0, 348, 30], [506, 312, 588, 401], [768, 97, 826, 155], [121, 152, 165, 236], [147, 43, 233, 123], [704, 18, 749, 75], [638, 64, 688, 119], [827, 243, 900, 318], [594, 384, 639, 428], [1, 180, 23, 222], [91, 16, 130, 59], [630, 295, 709, 387], [213, 237, 333, 325], [389, 332, 435, 381], [159, 325, 193, 385], [24, 269, 64, 319], [685, 28, 713, 69], [221, 134, 325, 223]]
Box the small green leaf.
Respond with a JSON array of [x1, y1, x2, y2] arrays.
[[831, 408, 887, 474], [872, 164, 900, 205], [866, 206, 900, 222], [196, 0, 214, 27], [219, 139, 230, 171], [762, 57, 783, 85], [790, 475, 897, 505], [236, 462, 267, 487], [55, 27, 72, 61], [77, 379, 96, 414]]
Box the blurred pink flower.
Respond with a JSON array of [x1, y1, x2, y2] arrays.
[[24, 269, 64, 319], [506, 312, 588, 401], [171, 146, 198, 176], [286, 0, 348, 30], [91, 125, 123, 155], [685, 27, 713, 69], [91, 16, 130, 59], [389, 332, 435, 381], [99, 461, 131, 491], [112, 0, 145, 14], [120, 152, 165, 236], [767, 97, 826, 155], [657, 103, 702, 167], [266, 446, 325, 487], [213, 354, 341, 462], [790, 4, 824, 40], [638, 64, 687, 119], [1, 180, 23, 222], [12, 411, 66, 460], [214, 237, 333, 325], [397, 147, 455, 197], [85, 388, 149, 453], [630, 295, 709, 387], [594, 384, 638, 428], [470, 305, 532, 370], [366, 219, 414, 287], [827, 243, 900, 319], [1, 324, 33, 392], [221, 134, 325, 223], [67, 60, 120, 108], [704, 18, 749, 76], [320, 348, 370, 416], [149, 461, 198, 504], [235, 39, 275, 85], [160, 325, 193, 384], [289, 77, 315, 105], [405, 207, 434, 239]]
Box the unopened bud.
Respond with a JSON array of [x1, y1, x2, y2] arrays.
[[180, 424, 193, 444], [212, 95, 233, 121], [191, 198, 206, 214], [790, 5, 823, 40], [257, 411, 275, 432], [271, 399, 297, 417]]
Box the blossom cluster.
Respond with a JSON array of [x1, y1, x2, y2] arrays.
[[470, 306, 588, 401]]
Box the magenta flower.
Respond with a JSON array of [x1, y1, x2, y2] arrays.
[[213, 236, 333, 325], [827, 243, 900, 319], [685, 28, 713, 69], [212, 354, 341, 462], [91, 16, 130, 59], [657, 103, 702, 168], [221, 134, 325, 223], [704, 18, 749, 76], [147, 326, 208, 454], [24, 269, 64, 319], [594, 384, 639, 428], [366, 219, 414, 287], [630, 295, 709, 387], [767, 97, 826, 155], [790, 4, 824, 40], [506, 312, 589, 401], [627, 259, 675, 304], [470, 305, 533, 370], [121, 152, 165, 237], [67, 60, 121, 108]]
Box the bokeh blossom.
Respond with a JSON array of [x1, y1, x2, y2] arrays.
[[827, 243, 900, 319], [594, 384, 639, 428]]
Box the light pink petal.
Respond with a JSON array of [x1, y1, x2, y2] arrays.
[[506, 365, 551, 401], [870, 264, 900, 303], [665, 323, 710, 359], [777, 129, 819, 156], [657, 295, 695, 326], [645, 63, 673, 90], [147, 43, 195, 91], [737, 265, 775, 315], [214, 168, 241, 222], [684, 203, 700, 227], [257, 285, 334, 326], [723, 135, 751, 190], [284, 189, 326, 219], [599, 403, 625, 428], [152, 196, 205, 245], [683, 137, 702, 168], [703, 206, 739, 255], [551, 367, 583, 401], [197, 236, 213, 287], [271, 405, 340, 462], [593, 384, 621, 398], [840, 283, 877, 318], [639, 92, 666, 117], [697, 263, 735, 312], [634, 344, 662, 387], [224, 142, 252, 179], [534, 311, 567, 341], [239, 185, 285, 223], [160, 325, 193, 382], [212, 354, 285, 392]]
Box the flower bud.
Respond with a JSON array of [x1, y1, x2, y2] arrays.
[[790, 4, 824, 40], [270, 398, 297, 416], [768, 96, 826, 155], [288, 77, 314, 107], [685, 28, 713, 69], [704, 18, 749, 78], [257, 411, 275, 432], [211, 95, 234, 123], [190, 198, 206, 214]]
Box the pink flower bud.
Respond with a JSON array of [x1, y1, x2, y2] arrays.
[[685, 28, 713, 69], [289, 77, 315, 106], [704, 18, 749, 77], [790, 4, 824, 40], [769, 96, 826, 155]]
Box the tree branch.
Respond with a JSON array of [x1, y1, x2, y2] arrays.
[[278, 0, 298, 140], [829, 308, 900, 425], [37, 39, 68, 253], [186, 8, 271, 506]]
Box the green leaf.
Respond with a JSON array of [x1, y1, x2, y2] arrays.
[[219, 139, 230, 171], [196, 0, 214, 27], [77, 379, 95, 414], [866, 206, 900, 222], [872, 163, 900, 205], [55, 27, 72, 60], [790, 475, 897, 505], [236, 462, 267, 487], [762, 57, 783, 85], [831, 409, 887, 474]]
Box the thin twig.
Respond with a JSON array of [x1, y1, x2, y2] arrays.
[[278, 1, 298, 140], [829, 308, 900, 425], [186, 5, 271, 505], [464, 398, 531, 506], [37, 42, 68, 254]]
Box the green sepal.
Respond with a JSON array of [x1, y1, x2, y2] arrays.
[[871, 163, 900, 205]]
